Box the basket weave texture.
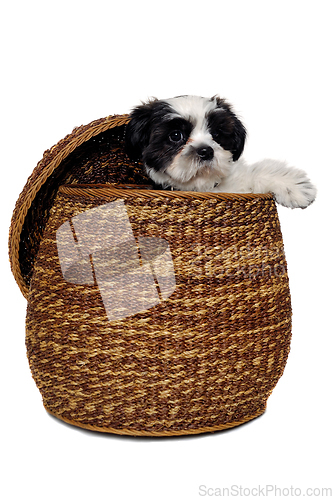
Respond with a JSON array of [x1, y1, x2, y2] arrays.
[[9, 114, 292, 436]]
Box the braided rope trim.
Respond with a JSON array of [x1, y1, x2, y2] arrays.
[[45, 406, 266, 436], [59, 184, 274, 201], [9, 115, 130, 299]]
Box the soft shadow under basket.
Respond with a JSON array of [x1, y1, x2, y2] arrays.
[[9, 114, 292, 436]]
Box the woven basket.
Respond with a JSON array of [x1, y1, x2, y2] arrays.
[[9, 114, 292, 436]]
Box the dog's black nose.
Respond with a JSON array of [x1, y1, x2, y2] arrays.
[[196, 146, 214, 161]]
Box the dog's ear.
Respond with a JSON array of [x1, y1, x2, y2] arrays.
[[213, 96, 247, 161], [231, 117, 246, 161], [125, 99, 159, 160]]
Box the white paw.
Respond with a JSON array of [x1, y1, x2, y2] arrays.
[[271, 168, 317, 209]]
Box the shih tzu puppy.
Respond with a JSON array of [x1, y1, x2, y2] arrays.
[[125, 95, 316, 208]]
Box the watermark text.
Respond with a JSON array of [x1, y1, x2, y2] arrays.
[[198, 484, 332, 497]]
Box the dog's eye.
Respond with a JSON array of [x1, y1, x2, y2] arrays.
[[169, 130, 183, 143]]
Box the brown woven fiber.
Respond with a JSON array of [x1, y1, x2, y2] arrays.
[[9, 114, 292, 436]]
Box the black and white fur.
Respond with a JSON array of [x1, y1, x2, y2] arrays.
[[125, 95, 316, 208]]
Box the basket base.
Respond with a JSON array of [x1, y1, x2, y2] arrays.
[[44, 405, 266, 437]]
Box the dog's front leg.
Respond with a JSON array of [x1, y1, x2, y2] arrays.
[[241, 159, 317, 208]]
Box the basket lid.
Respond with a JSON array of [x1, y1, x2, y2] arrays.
[[9, 113, 151, 298]]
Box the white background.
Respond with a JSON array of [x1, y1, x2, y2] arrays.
[[1, 1, 332, 499]]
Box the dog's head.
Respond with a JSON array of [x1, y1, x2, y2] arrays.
[[125, 95, 246, 190]]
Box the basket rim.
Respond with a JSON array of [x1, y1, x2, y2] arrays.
[[59, 183, 274, 201], [9, 114, 130, 299]]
